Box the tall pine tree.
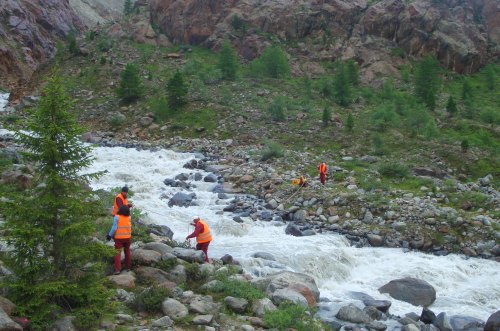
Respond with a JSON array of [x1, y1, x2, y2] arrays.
[[167, 71, 188, 110], [117, 63, 143, 103], [414, 56, 440, 110], [218, 40, 239, 80], [333, 63, 351, 107], [1, 73, 111, 329]]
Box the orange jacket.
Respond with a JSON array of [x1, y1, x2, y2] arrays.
[[318, 163, 327, 174], [112, 193, 129, 216], [114, 215, 132, 239], [196, 220, 212, 244]]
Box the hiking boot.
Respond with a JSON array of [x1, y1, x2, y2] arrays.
[[113, 271, 121, 275]]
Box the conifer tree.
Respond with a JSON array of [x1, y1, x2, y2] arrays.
[[218, 40, 239, 80], [461, 80, 473, 101], [1, 73, 111, 329], [414, 56, 439, 110], [346, 112, 354, 132], [259, 45, 290, 79], [446, 95, 457, 115], [117, 63, 143, 103], [484, 65, 495, 91], [124, 0, 132, 15], [346, 59, 360, 86], [67, 29, 78, 55], [322, 106, 331, 126], [167, 71, 188, 110], [333, 63, 351, 107]]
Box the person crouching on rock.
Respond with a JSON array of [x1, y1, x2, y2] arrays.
[[186, 216, 212, 263], [107, 205, 132, 275]]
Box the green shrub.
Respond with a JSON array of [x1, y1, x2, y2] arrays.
[[268, 96, 287, 121], [414, 56, 440, 110], [390, 47, 405, 58], [264, 302, 323, 331], [346, 112, 354, 132], [67, 29, 78, 55], [218, 40, 239, 80], [109, 114, 125, 129], [167, 72, 188, 110], [378, 163, 409, 178], [189, 77, 209, 102], [99, 56, 106, 65], [319, 76, 334, 98], [261, 140, 284, 161], [155, 259, 178, 272], [446, 95, 457, 115], [211, 275, 265, 301], [97, 37, 112, 52], [479, 108, 499, 125], [185, 263, 208, 282], [253, 45, 290, 78], [461, 139, 469, 153], [405, 106, 433, 136], [333, 62, 351, 106], [231, 15, 247, 33], [117, 63, 143, 103], [322, 106, 331, 126], [130, 286, 171, 313], [371, 103, 397, 132]]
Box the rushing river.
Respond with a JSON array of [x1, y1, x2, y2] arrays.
[[85, 146, 499, 322]]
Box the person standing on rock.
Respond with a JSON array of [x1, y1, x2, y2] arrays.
[[185, 216, 212, 263], [318, 162, 327, 185], [112, 186, 133, 216], [107, 205, 132, 275]]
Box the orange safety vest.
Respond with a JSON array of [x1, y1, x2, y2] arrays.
[[319, 163, 327, 174], [112, 193, 129, 216], [196, 220, 212, 244], [114, 214, 131, 239]]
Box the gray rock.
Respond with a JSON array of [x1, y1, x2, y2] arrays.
[[189, 296, 219, 314], [367, 234, 384, 247], [421, 325, 440, 331], [485, 310, 500, 331], [240, 325, 255, 331], [434, 312, 452, 331], [252, 298, 277, 317], [252, 252, 276, 261], [200, 280, 223, 292], [335, 304, 371, 323], [168, 264, 187, 284], [293, 209, 307, 221], [363, 299, 391, 313], [203, 173, 218, 182], [378, 277, 436, 307], [175, 173, 189, 181], [285, 223, 303, 237], [116, 314, 133, 323], [252, 271, 319, 305], [116, 289, 135, 303], [152, 316, 173, 328], [168, 192, 196, 207], [364, 306, 383, 320], [401, 324, 420, 331], [135, 266, 171, 284], [224, 296, 248, 313], [148, 224, 174, 239], [172, 247, 205, 263], [271, 288, 308, 307], [49, 316, 75, 331], [0, 296, 15, 316], [143, 242, 173, 256], [450, 315, 484, 331], [161, 298, 188, 320], [131, 249, 162, 265], [363, 211, 374, 223], [420, 307, 436, 324], [367, 321, 387, 331], [192, 314, 213, 325], [265, 199, 278, 209]]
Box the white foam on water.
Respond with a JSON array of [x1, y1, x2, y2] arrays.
[[84, 145, 500, 321], [0, 92, 9, 112]]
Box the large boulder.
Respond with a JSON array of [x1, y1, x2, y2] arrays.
[[148, 225, 174, 239], [162, 298, 188, 320], [336, 304, 371, 324], [378, 277, 436, 307], [0, 307, 22, 331], [168, 192, 196, 207], [224, 296, 248, 313], [142, 242, 174, 256], [131, 249, 162, 265], [134, 266, 170, 284], [252, 298, 277, 318], [172, 247, 205, 263], [450, 315, 484, 331], [0, 296, 15, 316], [108, 273, 136, 289], [484, 310, 500, 331], [251, 271, 319, 306]]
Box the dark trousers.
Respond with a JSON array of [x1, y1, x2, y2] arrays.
[[114, 238, 131, 272], [196, 241, 210, 262], [320, 173, 326, 185]]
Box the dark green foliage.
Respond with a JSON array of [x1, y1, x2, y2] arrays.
[[461, 79, 473, 101], [346, 59, 360, 86], [372, 134, 385, 155], [211, 274, 265, 301], [149, 96, 170, 121], [268, 96, 287, 121], [484, 64, 495, 91], [189, 77, 209, 101], [390, 47, 405, 58], [461, 139, 469, 153], [303, 76, 313, 101], [322, 106, 331, 126], [254, 45, 290, 78], [414, 56, 440, 110], [99, 56, 106, 65], [1, 73, 112, 330], [261, 140, 284, 161], [130, 286, 171, 313], [346, 112, 354, 132], [333, 63, 351, 106], [371, 103, 396, 132], [446, 95, 457, 115], [378, 163, 409, 178], [479, 108, 499, 125], [264, 302, 323, 331], [405, 106, 436, 138], [218, 40, 239, 80], [231, 15, 247, 33], [167, 71, 188, 110], [117, 63, 143, 103], [319, 76, 334, 98], [67, 29, 78, 55], [185, 263, 208, 282], [124, 0, 133, 15]]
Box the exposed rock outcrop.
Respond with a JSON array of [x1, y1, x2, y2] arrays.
[[150, 0, 499, 77]]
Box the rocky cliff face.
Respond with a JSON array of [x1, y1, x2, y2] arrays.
[[150, 0, 499, 76], [0, 0, 83, 94]]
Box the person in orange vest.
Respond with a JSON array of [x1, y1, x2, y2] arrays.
[[112, 186, 133, 217], [318, 162, 327, 185], [185, 216, 212, 263], [107, 205, 132, 275]]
